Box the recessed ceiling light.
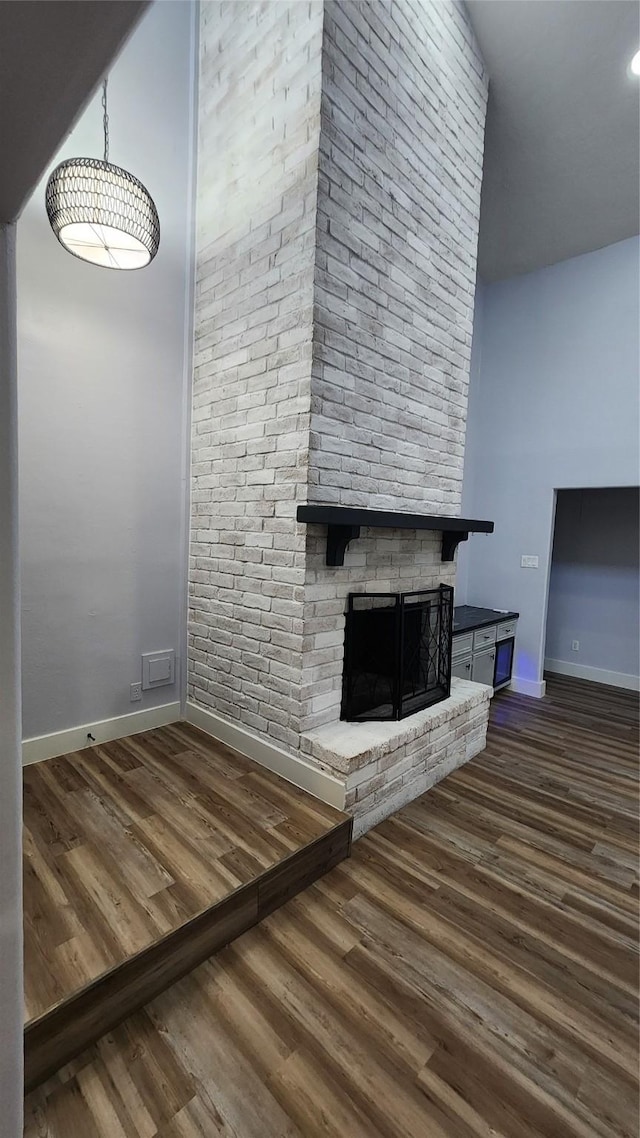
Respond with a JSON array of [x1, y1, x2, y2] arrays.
[[630, 49, 640, 76]]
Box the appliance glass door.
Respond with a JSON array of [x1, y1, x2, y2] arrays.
[[494, 637, 514, 688]]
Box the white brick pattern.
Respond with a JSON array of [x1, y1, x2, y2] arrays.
[[191, 0, 489, 809], [190, 0, 323, 749], [301, 678, 491, 836], [310, 0, 487, 512]]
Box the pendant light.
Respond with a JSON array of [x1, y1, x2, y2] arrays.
[[45, 78, 160, 270]]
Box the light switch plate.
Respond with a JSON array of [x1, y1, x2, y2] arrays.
[[142, 650, 175, 690], [521, 555, 539, 568]]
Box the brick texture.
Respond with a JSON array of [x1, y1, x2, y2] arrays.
[[310, 0, 487, 512], [301, 678, 491, 836], [191, 0, 489, 801], [300, 527, 455, 732], [190, 0, 324, 749]]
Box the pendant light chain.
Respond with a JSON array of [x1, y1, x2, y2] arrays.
[[102, 78, 109, 164]]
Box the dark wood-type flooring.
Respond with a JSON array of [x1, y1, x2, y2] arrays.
[[23, 722, 351, 1088], [25, 676, 639, 1137]]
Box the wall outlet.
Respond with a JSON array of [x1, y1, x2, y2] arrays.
[[130, 682, 142, 702], [521, 555, 539, 568], [572, 640, 580, 652]]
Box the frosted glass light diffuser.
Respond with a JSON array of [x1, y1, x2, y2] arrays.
[[45, 157, 159, 270]]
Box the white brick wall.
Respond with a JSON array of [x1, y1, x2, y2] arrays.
[[191, 1, 489, 807], [310, 0, 487, 512], [190, 1, 323, 748], [301, 678, 491, 836]]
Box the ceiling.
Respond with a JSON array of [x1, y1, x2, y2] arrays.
[[467, 0, 640, 281], [0, 0, 148, 222], [1, 1, 636, 279]]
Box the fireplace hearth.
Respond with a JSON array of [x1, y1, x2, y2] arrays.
[[341, 585, 454, 722]]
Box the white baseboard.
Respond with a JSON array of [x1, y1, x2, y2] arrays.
[[22, 702, 182, 766], [544, 658, 640, 692], [509, 676, 547, 699], [184, 701, 346, 811]]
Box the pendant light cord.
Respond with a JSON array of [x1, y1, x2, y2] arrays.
[[102, 78, 109, 163]]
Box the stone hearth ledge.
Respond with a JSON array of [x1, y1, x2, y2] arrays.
[[300, 679, 492, 838], [300, 678, 490, 773]]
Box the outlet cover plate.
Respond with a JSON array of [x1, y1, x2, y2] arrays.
[[142, 650, 175, 690]]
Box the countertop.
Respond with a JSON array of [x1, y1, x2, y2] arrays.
[[453, 605, 519, 634]]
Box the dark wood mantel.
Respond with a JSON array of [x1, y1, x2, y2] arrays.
[[296, 505, 494, 566]]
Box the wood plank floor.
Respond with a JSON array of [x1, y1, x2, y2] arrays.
[[25, 676, 639, 1137], [23, 722, 348, 1024]]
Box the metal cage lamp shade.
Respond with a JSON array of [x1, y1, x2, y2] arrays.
[[45, 79, 159, 270]]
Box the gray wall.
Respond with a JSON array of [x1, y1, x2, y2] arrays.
[[545, 487, 639, 683], [459, 236, 640, 694], [0, 223, 23, 1137], [18, 1, 195, 740]]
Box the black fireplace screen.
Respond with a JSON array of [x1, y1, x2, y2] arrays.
[[341, 585, 453, 721]]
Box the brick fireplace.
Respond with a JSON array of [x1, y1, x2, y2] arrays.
[[189, 0, 491, 835]]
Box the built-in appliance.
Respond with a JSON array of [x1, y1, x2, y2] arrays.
[[493, 634, 515, 690], [341, 585, 453, 721], [451, 609, 518, 691]]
